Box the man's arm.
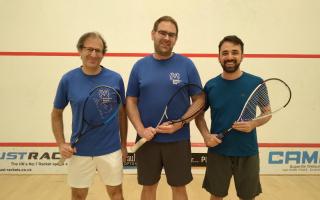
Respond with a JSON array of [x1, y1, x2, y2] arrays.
[[232, 105, 272, 133], [126, 96, 156, 141], [118, 104, 128, 161], [195, 112, 221, 147], [156, 92, 205, 134], [51, 108, 73, 158], [51, 108, 65, 145]]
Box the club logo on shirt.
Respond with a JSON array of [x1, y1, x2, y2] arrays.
[[98, 89, 112, 104], [169, 72, 181, 85]]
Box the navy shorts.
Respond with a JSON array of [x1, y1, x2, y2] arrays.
[[203, 152, 262, 199], [135, 140, 193, 186]]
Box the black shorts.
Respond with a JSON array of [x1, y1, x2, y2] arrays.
[[135, 140, 193, 186], [203, 152, 262, 199]]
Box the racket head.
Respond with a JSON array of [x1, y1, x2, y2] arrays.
[[72, 85, 122, 146], [217, 78, 291, 140], [239, 78, 291, 121], [83, 85, 122, 126], [158, 83, 204, 125], [58, 85, 122, 165], [131, 83, 204, 153]]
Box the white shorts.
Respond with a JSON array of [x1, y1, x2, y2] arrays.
[[67, 150, 123, 188]]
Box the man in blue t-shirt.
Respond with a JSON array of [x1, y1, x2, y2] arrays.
[[195, 35, 271, 200], [126, 16, 204, 200], [51, 32, 127, 200]]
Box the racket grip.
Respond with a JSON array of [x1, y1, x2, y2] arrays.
[[57, 158, 66, 166], [216, 133, 224, 139], [131, 138, 147, 153]]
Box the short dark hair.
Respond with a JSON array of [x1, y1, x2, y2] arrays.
[[218, 35, 244, 53], [153, 16, 178, 37], [76, 32, 107, 54]]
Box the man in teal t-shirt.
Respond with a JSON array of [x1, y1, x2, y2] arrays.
[[196, 35, 271, 200]]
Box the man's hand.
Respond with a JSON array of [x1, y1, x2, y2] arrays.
[[203, 133, 221, 147], [58, 143, 75, 159], [121, 146, 128, 163], [156, 121, 183, 134], [138, 127, 157, 141], [232, 120, 257, 133]]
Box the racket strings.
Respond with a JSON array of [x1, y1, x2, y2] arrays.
[[84, 87, 120, 126], [166, 87, 191, 121], [179, 94, 205, 122], [240, 79, 291, 121], [167, 85, 205, 124], [96, 91, 118, 116], [216, 78, 291, 140], [241, 84, 268, 120]]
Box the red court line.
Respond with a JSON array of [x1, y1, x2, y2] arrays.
[[244, 53, 320, 58], [0, 52, 148, 57], [0, 142, 319, 148], [0, 52, 320, 58], [191, 143, 320, 148], [0, 143, 57, 147]]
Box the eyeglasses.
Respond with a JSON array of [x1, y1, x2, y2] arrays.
[[82, 46, 104, 55], [156, 30, 177, 39]]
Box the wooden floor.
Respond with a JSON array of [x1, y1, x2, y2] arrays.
[[0, 174, 319, 200]]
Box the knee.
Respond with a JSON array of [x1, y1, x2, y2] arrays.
[[109, 192, 124, 200], [210, 195, 223, 200], [171, 186, 186, 193], [142, 183, 158, 193], [71, 189, 88, 200], [107, 185, 124, 200]]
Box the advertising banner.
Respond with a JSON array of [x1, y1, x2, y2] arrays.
[[1, 144, 319, 175]]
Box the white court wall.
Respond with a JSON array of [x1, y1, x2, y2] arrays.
[[0, 0, 319, 146]]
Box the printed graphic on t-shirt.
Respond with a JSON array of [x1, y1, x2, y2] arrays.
[[169, 72, 181, 85]]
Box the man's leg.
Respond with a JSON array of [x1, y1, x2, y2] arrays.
[[210, 194, 223, 200], [68, 156, 96, 200], [136, 142, 162, 200], [71, 188, 89, 200], [163, 140, 193, 200], [171, 185, 188, 200], [141, 183, 158, 200], [106, 184, 124, 200]]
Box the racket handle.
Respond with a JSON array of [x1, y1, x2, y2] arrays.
[[57, 158, 66, 166], [216, 133, 224, 139], [131, 138, 147, 153], [217, 127, 233, 139]]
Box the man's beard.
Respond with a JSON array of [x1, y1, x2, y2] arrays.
[[221, 60, 240, 73], [154, 42, 173, 57]]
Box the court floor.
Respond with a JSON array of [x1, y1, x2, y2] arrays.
[[0, 174, 319, 200]]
